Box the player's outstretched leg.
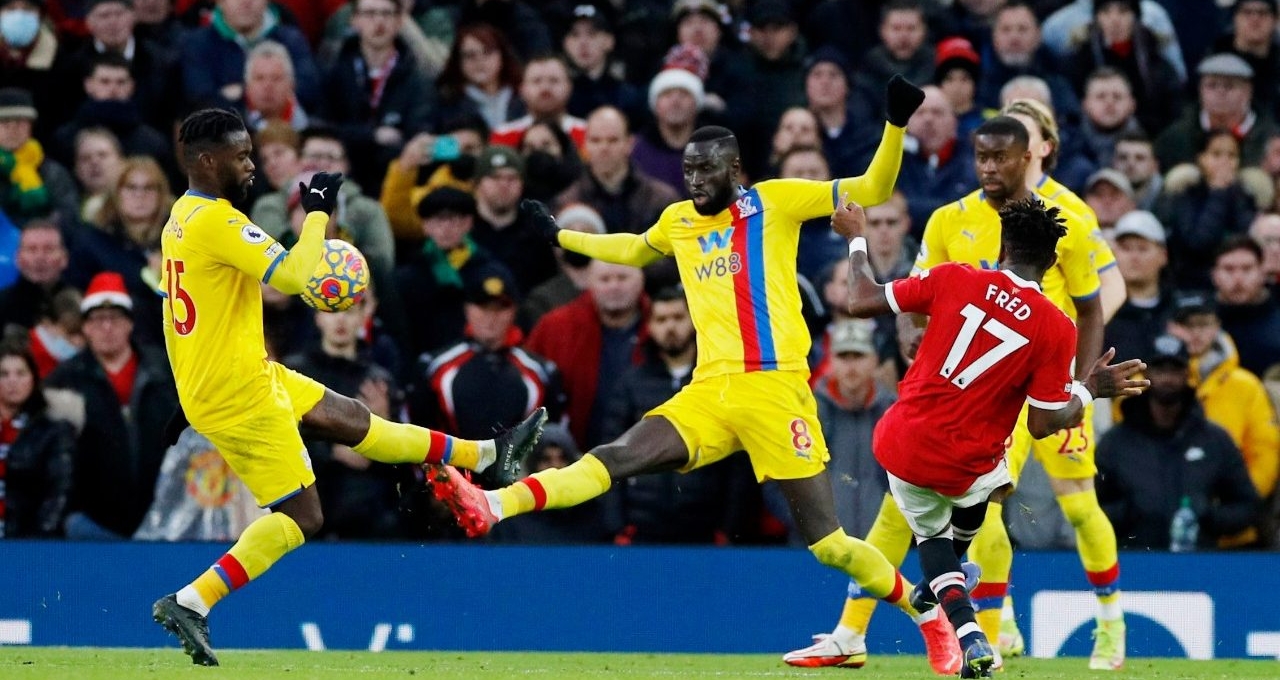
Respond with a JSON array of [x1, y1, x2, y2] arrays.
[[431, 416, 688, 537], [1057, 489, 1124, 670], [918, 536, 992, 679]]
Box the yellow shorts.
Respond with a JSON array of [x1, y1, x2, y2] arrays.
[[647, 371, 829, 482], [202, 362, 327, 507], [1004, 400, 1097, 482]]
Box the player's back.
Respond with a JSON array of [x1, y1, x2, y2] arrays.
[[876, 263, 1077, 495], [161, 191, 282, 432]]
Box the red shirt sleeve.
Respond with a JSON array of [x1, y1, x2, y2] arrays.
[[887, 263, 950, 315]]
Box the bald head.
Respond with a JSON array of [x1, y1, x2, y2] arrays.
[[908, 85, 958, 154], [585, 106, 635, 178]]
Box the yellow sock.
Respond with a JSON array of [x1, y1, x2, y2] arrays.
[[354, 415, 488, 468], [494, 453, 612, 518], [1058, 490, 1122, 615], [969, 502, 1011, 642], [183, 513, 305, 614], [838, 493, 914, 633], [810, 528, 918, 619]]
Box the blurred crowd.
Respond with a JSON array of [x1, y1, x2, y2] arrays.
[[0, 0, 1278, 552]]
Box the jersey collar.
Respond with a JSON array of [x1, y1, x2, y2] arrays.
[[184, 189, 219, 201], [1000, 268, 1042, 293]]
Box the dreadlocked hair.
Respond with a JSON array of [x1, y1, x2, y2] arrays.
[[998, 196, 1067, 272], [178, 108, 247, 165]]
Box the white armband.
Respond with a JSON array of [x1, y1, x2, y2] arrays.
[[1071, 381, 1094, 408], [848, 237, 867, 256]]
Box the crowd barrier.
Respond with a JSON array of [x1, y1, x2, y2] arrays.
[[1, 542, 1276, 659]]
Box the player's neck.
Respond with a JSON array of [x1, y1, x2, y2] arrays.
[[1001, 262, 1043, 286], [988, 186, 1031, 210], [187, 179, 223, 200]]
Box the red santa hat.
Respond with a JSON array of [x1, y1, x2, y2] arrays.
[[81, 271, 133, 315]]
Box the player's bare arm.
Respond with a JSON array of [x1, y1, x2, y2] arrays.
[[522, 198, 665, 266], [833, 197, 893, 318], [1072, 293, 1106, 382], [1026, 347, 1149, 438]]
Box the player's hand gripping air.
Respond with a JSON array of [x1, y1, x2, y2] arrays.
[[1083, 347, 1148, 400], [885, 74, 927, 128], [300, 171, 344, 214], [521, 198, 561, 246]]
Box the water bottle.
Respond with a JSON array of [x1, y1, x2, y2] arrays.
[[1170, 496, 1199, 553]]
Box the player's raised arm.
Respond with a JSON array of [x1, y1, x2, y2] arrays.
[[832, 196, 893, 318], [833, 75, 925, 208], [1026, 347, 1149, 438], [262, 172, 343, 295], [522, 199, 667, 267]]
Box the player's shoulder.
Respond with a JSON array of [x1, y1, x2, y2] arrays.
[[656, 200, 697, 227], [928, 189, 984, 223]]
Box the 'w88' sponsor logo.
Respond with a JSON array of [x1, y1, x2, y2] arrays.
[[694, 253, 742, 281]]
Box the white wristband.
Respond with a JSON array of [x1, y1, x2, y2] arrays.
[[848, 237, 867, 256], [1071, 381, 1094, 408]]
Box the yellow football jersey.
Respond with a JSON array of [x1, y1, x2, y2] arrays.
[[642, 179, 849, 380], [160, 191, 291, 432], [915, 188, 1101, 319]]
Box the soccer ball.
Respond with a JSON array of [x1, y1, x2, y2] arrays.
[[301, 239, 369, 312]]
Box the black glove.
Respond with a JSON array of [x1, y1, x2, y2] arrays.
[[161, 405, 190, 449], [299, 171, 343, 214], [884, 74, 926, 128], [520, 198, 560, 246]]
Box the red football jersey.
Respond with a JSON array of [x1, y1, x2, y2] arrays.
[[874, 263, 1078, 496]]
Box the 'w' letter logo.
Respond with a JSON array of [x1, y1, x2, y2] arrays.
[[697, 228, 735, 253]]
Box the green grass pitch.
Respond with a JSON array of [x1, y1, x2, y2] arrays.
[[0, 648, 1276, 679]]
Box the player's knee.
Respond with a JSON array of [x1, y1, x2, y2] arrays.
[[293, 506, 324, 538], [809, 532, 852, 570]]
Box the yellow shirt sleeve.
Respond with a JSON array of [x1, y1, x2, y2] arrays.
[[833, 122, 906, 211], [913, 206, 949, 274], [1057, 209, 1102, 300], [557, 228, 667, 266], [193, 210, 327, 295]]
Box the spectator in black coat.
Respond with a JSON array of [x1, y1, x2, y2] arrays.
[[560, 1, 643, 123], [0, 342, 75, 537], [470, 146, 558, 293], [1209, 0, 1280, 114], [1104, 210, 1174, 367], [1097, 334, 1261, 550], [0, 220, 72, 334], [1212, 236, 1280, 377], [978, 1, 1080, 121]]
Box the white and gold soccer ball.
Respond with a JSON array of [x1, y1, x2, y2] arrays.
[[300, 239, 369, 312]]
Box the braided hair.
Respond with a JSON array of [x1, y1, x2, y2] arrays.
[[177, 108, 247, 166]]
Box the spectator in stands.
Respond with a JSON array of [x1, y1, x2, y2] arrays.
[[489, 423, 617, 543], [395, 186, 503, 358], [669, 0, 750, 129], [490, 55, 585, 152], [856, 0, 933, 121], [739, 0, 806, 179], [1104, 210, 1174, 367], [46, 272, 177, 539], [561, 1, 641, 122], [133, 0, 184, 51], [1249, 212, 1280, 284], [978, 1, 1079, 119], [0, 220, 70, 333], [0, 341, 75, 537], [0, 88, 78, 225], [433, 23, 523, 132], [252, 120, 299, 192], [526, 259, 647, 449], [1083, 168, 1136, 232], [1112, 131, 1162, 211], [1157, 53, 1278, 170], [409, 263, 563, 487], [323, 0, 433, 196], [521, 203, 604, 329], [811, 319, 893, 540], [1212, 236, 1280, 377], [517, 119, 582, 204], [25, 288, 83, 379], [378, 113, 488, 243], [70, 128, 124, 223], [0, 0, 59, 129], [180, 0, 319, 111], [555, 107, 678, 236], [1042, 0, 1187, 82], [284, 295, 405, 539], [933, 36, 984, 140], [470, 145, 557, 292], [74, 156, 170, 344], [1097, 334, 1260, 551], [1210, 0, 1280, 113], [1167, 292, 1280, 540], [1066, 0, 1184, 134], [252, 128, 396, 302], [242, 40, 309, 132], [997, 73, 1053, 108], [768, 107, 821, 177], [51, 53, 173, 181], [898, 85, 976, 236], [455, 0, 551, 62], [632, 59, 704, 196], [803, 46, 875, 179], [1157, 129, 1257, 291], [51, 0, 180, 132], [601, 285, 756, 544], [1078, 67, 1142, 170]]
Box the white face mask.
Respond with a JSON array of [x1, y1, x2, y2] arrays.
[[0, 9, 40, 49]]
